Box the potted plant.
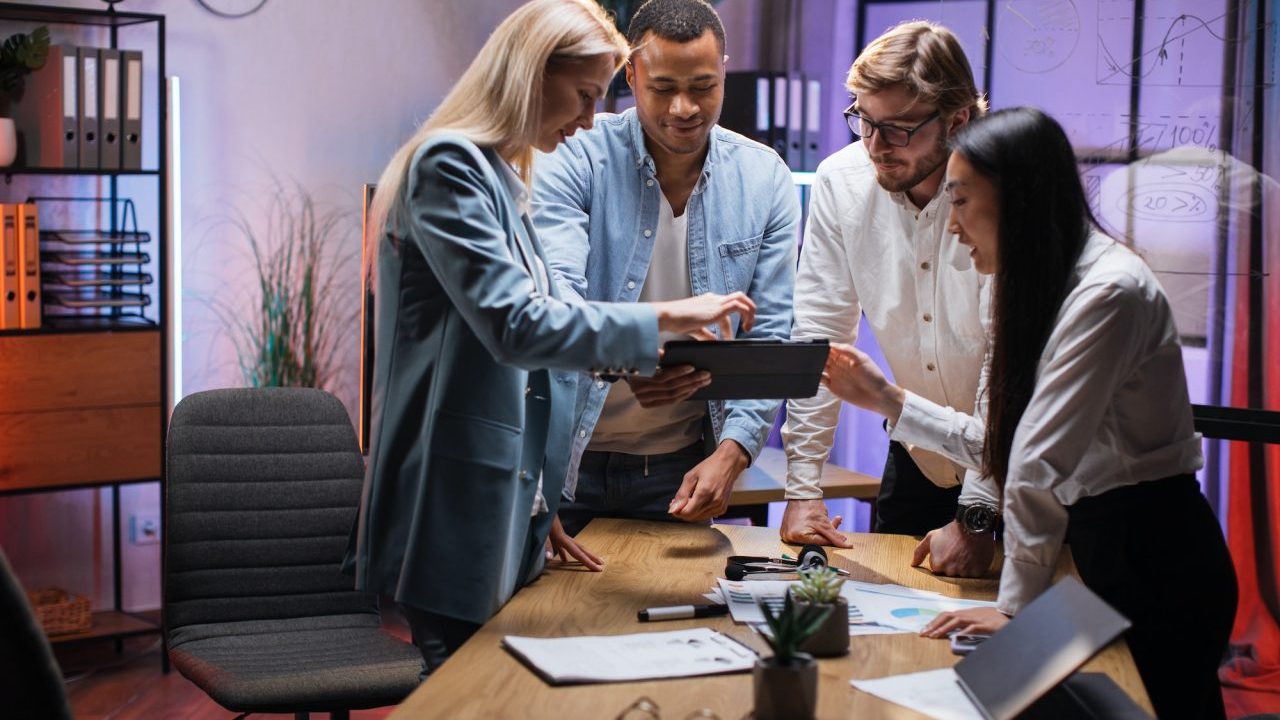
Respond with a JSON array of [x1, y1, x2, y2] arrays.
[[207, 177, 358, 392], [791, 566, 849, 657], [0, 26, 49, 166], [755, 593, 832, 720]]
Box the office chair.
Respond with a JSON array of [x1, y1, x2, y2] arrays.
[[0, 547, 75, 720], [165, 387, 421, 720]]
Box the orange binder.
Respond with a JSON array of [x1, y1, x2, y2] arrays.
[[1, 204, 20, 329], [17, 203, 41, 329]]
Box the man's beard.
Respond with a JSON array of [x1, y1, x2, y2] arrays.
[[873, 135, 949, 194]]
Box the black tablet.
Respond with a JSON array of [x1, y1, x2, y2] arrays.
[[659, 339, 830, 400]]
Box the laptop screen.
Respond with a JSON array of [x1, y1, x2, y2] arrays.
[[954, 576, 1133, 720]]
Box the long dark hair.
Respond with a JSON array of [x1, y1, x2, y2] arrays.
[[951, 107, 1097, 486]]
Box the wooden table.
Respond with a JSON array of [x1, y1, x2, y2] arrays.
[[391, 520, 1151, 719]]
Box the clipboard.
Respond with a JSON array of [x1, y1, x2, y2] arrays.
[[659, 339, 829, 400]]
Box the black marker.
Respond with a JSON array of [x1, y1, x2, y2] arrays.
[[638, 604, 730, 622]]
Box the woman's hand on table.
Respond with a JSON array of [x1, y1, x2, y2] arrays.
[[920, 606, 1010, 638], [546, 515, 605, 571]]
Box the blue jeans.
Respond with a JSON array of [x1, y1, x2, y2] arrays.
[[558, 440, 707, 536]]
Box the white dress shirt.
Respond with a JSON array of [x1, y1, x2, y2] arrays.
[[783, 141, 989, 498], [891, 232, 1203, 614]]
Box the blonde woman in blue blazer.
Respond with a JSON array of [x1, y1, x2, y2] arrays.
[[348, 0, 756, 676]]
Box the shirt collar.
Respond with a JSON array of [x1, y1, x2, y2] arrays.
[[888, 180, 948, 222]]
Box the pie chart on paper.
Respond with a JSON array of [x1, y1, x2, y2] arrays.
[[890, 607, 941, 621]]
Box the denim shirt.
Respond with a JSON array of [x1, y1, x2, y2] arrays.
[[532, 109, 799, 499]]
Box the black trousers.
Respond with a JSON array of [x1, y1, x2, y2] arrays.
[[1066, 475, 1237, 720], [399, 604, 481, 682], [873, 441, 961, 535]]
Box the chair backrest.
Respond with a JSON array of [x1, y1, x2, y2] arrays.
[[165, 387, 376, 633], [0, 548, 74, 720]]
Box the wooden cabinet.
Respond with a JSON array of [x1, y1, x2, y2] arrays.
[[0, 330, 162, 492]]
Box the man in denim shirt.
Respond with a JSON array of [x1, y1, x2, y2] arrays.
[[533, 0, 798, 540]]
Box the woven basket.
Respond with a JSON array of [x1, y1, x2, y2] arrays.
[[26, 587, 92, 636]]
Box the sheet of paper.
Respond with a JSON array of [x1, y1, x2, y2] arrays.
[[716, 579, 908, 635], [850, 583, 997, 633], [503, 627, 757, 684], [851, 668, 985, 720]]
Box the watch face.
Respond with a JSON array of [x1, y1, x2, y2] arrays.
[[963, 504, 996, 533]]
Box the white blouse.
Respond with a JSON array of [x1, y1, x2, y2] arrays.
[[891, 232, 1202, 613]]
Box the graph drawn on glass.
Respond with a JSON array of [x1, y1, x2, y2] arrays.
[[999, 0, 1082, 73], [1096, 1, 1276, 87]]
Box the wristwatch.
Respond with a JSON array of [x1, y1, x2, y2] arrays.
[[954, 502, 998, 535]]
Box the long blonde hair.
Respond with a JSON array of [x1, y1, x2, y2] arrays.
[[366, 0, 627, 282]]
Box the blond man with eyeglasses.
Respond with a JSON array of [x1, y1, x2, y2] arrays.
[[780, 21, 997, 579]]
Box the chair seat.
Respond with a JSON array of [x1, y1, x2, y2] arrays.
[[170, 624, 422, 712]]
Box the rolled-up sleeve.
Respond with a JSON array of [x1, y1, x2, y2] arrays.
[[783, 170, 860, 499]]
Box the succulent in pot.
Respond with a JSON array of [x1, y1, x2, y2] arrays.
[[753, 593, 831, 720], [790, 566, 850, 658]]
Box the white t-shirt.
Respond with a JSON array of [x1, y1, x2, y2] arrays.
[[588, 192, 705, 454]]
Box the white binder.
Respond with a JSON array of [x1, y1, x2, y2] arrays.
[[121, 50, 143, 170], [78, 47, 100, 170], [99, 48, 121, 170]]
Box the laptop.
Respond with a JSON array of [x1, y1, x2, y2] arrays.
[[954, 576, 1153, 720]]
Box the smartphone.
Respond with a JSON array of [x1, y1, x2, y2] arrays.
[[949, 633, 990, 656]]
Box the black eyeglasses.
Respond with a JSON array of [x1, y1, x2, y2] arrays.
[[843, 103, 941, 147]]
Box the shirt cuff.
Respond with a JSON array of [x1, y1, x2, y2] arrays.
[[889, 390, 949, 449], [784, 459, 824, 500], [719, 420, 765, 464], [959, 469, 1001, 509], [996, 555, 1057, 615]]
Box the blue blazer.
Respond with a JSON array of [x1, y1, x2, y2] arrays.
[[349, 135, 660, 624]]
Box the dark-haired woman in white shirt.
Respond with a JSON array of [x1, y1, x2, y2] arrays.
[[822, 106, 1236, 719]]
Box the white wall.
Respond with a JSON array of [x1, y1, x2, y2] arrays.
[[0, 0, 522, 611]]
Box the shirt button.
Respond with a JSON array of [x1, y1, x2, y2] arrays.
[[926, 363, 936, 372], [923, 313, 933, 323], [627, 280, 636, 290], [646, 179, 654, 187], [920, 261, 931, 270], [579, 430, 587, 438], [596, 380, 605, 389], [644, 229, 653, 238]]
